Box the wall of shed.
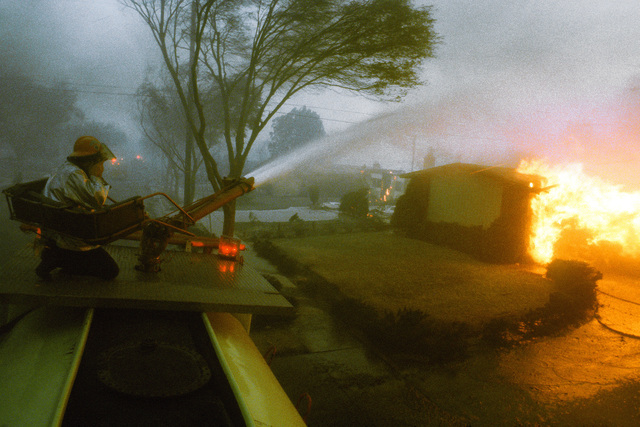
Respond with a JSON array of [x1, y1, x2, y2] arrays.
[[426, 174, 502, 228], [391, 172, 536, 263]]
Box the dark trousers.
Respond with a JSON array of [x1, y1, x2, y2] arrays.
[[38, 243, 119, 280]]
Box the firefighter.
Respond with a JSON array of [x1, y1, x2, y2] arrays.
[[36, 136, 120, 281]]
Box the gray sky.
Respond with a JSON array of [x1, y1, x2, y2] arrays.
[[0, 0, 157, 139], [3, 0, 640, 187]]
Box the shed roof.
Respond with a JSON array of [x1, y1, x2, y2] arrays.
[[401, 163, 545, 192]]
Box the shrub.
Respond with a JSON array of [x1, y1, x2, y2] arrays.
[[379, 307, 430, 350], [308, 185, 320, 207], [546, 259, 601, 314], [339, 188, 369, 217], [333, 302, 471, 364], [482, 259, 602, 347], [390, 194, 415, 232]]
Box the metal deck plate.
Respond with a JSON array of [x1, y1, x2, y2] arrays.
[[0, 244, 293, 314]]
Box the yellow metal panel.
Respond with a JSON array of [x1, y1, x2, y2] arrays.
[[0, 306, 92, 427], [204, 312, 306, 427]]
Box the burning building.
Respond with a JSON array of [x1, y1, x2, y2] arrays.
[[517, 160, 640, 274], [392, 163, 545, 263]]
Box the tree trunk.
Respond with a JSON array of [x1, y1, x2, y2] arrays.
[[184, 131, 195, 204], [222, 201, 236, 236], [183, 0, 197, 206]]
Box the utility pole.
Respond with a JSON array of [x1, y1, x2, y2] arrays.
[[411, 137, 416, 171]]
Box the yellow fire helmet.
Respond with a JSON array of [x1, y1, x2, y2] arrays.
[[69, 136, 116, 162]]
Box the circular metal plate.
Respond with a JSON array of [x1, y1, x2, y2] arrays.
[[97, 340, 211, 398]]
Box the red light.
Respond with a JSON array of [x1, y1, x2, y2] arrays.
[[218, 235, 246, 261], [218, 235, 244, 259], [218, 262, 235, 273], [219, 243, 237, 257], [190, 241, 205, 247], [136, 155, 142, 160]]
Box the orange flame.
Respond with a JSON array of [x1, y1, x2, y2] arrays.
[[517, 159, 640, 269]]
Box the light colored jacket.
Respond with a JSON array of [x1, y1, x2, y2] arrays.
[[42, 161, 111, 250], [44, 161, 110, 210]]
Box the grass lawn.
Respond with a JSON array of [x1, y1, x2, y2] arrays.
[[270, 230, 555, 328]]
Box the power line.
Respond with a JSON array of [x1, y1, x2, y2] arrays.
[[0, 75, 368, 124], [0, 75, 142, 95], [0, 75, 371, 113], [2, 76, 639, 130]]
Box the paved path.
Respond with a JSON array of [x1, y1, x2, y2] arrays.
[[246, 243, 640, 425], [598, 275, 640, 337], [244, 245, 464, 426]]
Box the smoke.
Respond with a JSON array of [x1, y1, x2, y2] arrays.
[[4, 0, 640, 190], [250, 73, 640, 192], [252, 0, 640, 185], [0, 0, 158, 141]]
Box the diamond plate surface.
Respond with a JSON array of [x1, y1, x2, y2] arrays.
[[0, 244, 293, 314]]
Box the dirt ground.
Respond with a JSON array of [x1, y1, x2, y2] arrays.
[[247, 230, 640, 426]]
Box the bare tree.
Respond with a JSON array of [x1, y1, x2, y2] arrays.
[[137, 76, 204, 201], [123, 0, 438, 235]]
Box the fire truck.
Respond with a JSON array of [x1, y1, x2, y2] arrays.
[[0, 178, 306, 426]]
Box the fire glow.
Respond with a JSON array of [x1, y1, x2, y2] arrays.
[[517, 159, 640, 267]]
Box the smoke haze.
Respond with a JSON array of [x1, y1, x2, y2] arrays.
[[2, 0, 640, 188]]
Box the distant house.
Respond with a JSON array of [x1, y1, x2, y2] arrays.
[[359, 164, 406, 204], [258, 163, 407, 205], [392, 163, 546, 263]]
